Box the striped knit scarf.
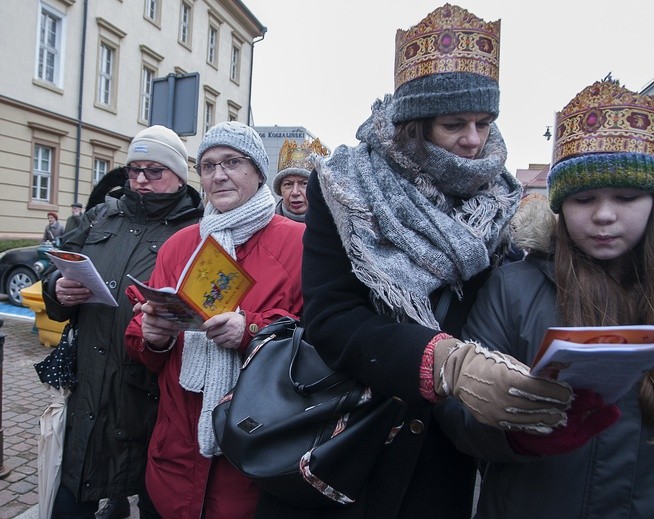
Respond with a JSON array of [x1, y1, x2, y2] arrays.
[[180, 185, 275, 457], [315, 95, 522, 329]]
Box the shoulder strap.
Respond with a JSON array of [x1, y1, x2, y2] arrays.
[[288, 325, 351, 396], [433, 288, 453, 328]]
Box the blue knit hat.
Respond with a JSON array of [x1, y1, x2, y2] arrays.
[[196, 121, 269, 182], [547, 81, 654, 212]]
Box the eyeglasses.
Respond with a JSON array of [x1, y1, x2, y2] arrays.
[[125, 165, 167, 180], [193, 156, 251, 177]]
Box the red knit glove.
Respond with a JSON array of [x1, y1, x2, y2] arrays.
[[507, 389, 621, 456]]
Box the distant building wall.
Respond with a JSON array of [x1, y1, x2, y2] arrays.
[[255, 126, 329, 196]]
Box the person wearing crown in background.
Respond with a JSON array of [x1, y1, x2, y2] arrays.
[[437, 79, 654, 518], [255, 5, 582, 519], [272, 138, 329, 222]]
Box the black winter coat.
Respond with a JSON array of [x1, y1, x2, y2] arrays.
[[42, 185, 203, 501], [255, 173, 490, 519]]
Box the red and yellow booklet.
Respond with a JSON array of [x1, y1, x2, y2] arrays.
[[127, 234, 254, 330]]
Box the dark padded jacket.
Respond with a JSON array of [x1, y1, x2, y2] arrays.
[[42, 185, 203, 501], [436, 254, 654, 519]]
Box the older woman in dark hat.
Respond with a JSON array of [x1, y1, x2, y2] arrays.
[[256, 5, 575, 519]]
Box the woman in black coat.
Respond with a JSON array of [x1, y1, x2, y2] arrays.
[[255, 5, 573, 518]]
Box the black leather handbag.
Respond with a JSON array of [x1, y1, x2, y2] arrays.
[[212, 316, 406, 508]]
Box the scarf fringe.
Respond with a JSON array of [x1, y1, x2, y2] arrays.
[[317, 97, 521, 327]]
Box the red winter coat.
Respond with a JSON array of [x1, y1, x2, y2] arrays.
[[125, 216, 304, 519]]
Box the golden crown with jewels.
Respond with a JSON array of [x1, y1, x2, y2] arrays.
[[277, 138, 329, 173], [394, 3, 501, 91], [553, 80, 654, 165]]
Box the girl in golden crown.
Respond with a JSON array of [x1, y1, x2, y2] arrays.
[[441, 79, 654, 518]]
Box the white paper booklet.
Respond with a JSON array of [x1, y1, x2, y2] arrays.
[[46, 250, 118, 307], [531, 325, 654, 403]]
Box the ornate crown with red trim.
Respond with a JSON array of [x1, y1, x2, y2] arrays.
[[394, 3, 501, 91]]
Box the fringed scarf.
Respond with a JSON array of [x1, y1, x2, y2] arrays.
[[180, 185, 276, 457], [315, 95, 522, 329]]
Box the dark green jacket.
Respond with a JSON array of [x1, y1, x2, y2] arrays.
[[42, 185, 203, 501]]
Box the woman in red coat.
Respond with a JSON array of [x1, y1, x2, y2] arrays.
[[125, 121, 304, 519]]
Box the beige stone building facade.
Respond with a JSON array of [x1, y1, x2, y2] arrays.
[[0, 0, 265, 238]]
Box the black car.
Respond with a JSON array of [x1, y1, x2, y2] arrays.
[[0, 243, 53, 306]]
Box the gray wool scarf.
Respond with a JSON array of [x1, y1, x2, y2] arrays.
[[315, 95, 522, 329], [180, 185, 275, 457]]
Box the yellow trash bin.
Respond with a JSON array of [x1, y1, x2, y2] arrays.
[[20, 281, 68, 347]]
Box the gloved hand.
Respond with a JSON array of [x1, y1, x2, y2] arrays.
[[506, 389, 621, 456], [433, 339, 573, 433]]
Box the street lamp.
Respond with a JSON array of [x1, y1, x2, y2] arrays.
[[543, 126, 552, 141]]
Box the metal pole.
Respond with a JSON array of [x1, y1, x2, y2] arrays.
[[0, 318, 9, 478], [166, 74, 175, 129]]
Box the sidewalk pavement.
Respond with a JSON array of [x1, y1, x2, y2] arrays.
[[0, 306, 138, 518]]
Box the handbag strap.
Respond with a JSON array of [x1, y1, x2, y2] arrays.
[[288, 325, 351, 396]]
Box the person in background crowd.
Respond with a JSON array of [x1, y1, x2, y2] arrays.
[[64, 202, 84, 234], [258, 5, 577, 519], [42, 125, 204, 519], [436, 79, 652, 518], [43, 211, 65, 243], [124, 121, 304, 519], [273, 138, 329, 222]]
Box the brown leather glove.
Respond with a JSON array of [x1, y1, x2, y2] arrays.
[[433, 339, 573, 433]]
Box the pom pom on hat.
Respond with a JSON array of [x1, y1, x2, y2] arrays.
[[196, 121, 269, 182], [126, 125, 189, 183]]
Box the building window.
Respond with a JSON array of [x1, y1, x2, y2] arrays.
[[145, 0, 159, 23], [230, 43, 241, 83], [97, 42, 114, 106], [36, 3, 64, 85], [32, 144, 54, 202], [140, 65, 154, 123], [204, 101, 215, 134], [179, 1, 193, 47], [227, 100, 241, 122], [93, 158, 109, 185], [207, 24, 218, 67]]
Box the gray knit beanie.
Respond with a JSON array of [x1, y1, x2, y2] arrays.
[[273, 167, 311, 196], [390, 72, 500, 124], [126, 125, 188, 182], [196, 121, 269, 182]]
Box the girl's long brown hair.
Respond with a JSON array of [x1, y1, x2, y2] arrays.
[[554, 209, 654, 424]]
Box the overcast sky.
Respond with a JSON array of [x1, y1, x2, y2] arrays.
[[244, 0, 654, 174]]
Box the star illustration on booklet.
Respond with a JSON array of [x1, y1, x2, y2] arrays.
[[127, 234, 255, 330]]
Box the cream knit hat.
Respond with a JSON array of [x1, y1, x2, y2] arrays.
[[126, 125, 189, 182]]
